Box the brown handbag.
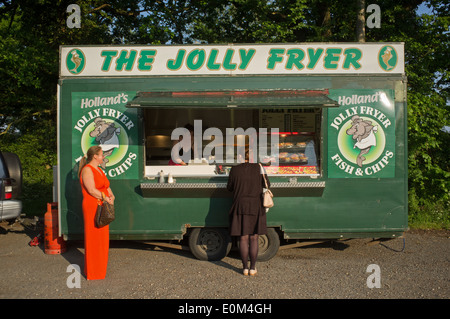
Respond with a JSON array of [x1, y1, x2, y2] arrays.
[[260, 164, 274, 208], [95, 192, 115, 228]]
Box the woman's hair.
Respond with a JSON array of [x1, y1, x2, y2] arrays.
[[184, 123, 194, 132], [237, 145, 251, 163], [78, 145, 102, 177]]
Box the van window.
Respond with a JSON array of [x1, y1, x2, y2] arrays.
[[0, 154, 7, 178], [143, 108, 321, 177]]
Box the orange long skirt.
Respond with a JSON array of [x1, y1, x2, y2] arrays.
[[80, 165, 110, 280], [82, 199, 109, 280]]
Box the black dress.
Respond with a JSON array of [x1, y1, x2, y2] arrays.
[[227, 163, 269, 236]]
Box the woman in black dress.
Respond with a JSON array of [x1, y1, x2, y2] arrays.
[[227, 150, 269, 276]]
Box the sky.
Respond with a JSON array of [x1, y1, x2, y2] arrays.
[[416, 3, 434, 15]]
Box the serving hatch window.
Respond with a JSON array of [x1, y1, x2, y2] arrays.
[[141, 107, 322, 177], [125, 89, 337, 177]]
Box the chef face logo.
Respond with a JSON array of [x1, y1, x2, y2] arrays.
[[338, 115, 386, 167], [81, 117, 128, 169], [378, 45, 398, 72], [66, 49, 86, 75]]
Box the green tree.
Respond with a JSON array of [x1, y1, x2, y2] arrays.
[[0, 0, 142, 214], [186, 0, 449, 227], [361, 1, 449, 226], [1, 0, 448, 227]]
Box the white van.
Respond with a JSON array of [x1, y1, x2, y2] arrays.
[[0, 151, 22, 221]]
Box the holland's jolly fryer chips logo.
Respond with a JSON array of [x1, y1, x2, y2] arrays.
[[328, 90, 396, 178], [72, 92, 138, 179]]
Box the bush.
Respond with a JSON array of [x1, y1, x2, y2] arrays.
[[409, 189, 450, 229]]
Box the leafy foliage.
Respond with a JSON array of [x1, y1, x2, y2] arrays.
[[0, 0, 448, 226], [0, 0, 139, 214]]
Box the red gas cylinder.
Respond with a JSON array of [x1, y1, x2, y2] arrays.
[[44, 202, 66, 254]]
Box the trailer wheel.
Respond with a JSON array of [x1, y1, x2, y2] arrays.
[[235, 227, 280, 261], [188, 228, 232, 261], [257, 228, 280, 261]]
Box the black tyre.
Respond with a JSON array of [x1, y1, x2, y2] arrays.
[[235, 228, 280, 261], [2, 152, 22, 199], [256, 228, 281, 261], [188, 227, 232, 261]]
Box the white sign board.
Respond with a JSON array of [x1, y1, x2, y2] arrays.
[[61, 43, 404, 77]]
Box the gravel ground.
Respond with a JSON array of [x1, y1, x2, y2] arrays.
[[0, 219, 448, 300]]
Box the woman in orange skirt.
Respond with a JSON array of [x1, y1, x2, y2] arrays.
[[78, 146, 115, 280]]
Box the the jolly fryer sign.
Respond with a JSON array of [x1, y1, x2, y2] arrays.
[[61, 43, 404, 77]]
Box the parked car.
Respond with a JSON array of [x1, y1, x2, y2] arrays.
[[0, 151, 23, 222]]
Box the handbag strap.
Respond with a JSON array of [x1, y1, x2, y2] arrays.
[[259, 164, 269, 189]]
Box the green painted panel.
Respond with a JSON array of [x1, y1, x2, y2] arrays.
[[59, 75, 407, 240]]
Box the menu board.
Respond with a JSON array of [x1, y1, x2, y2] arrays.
[[260, 109, 317, 132], [292, 112, 315, 132], [260, 110, 286, 130]]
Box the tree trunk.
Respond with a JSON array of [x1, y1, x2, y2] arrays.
[[356, 0, 365, 42], [321, 4, 332, 40]]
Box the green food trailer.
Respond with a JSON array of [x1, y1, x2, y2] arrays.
[[58, 43, 408, 261]]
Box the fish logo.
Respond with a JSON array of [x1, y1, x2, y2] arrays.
[[66, 49, 86, 75], [378, 45, 398, 72]]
